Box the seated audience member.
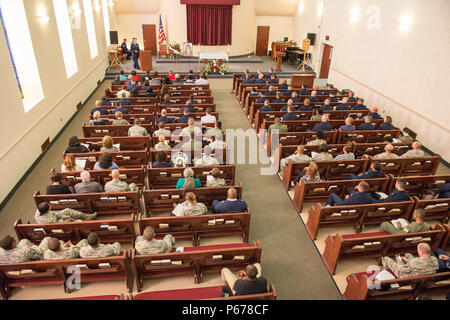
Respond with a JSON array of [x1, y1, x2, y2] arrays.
[[74, 171, 104, 193], [135, 226, 175, 255], [208, 134, 227, 150], [329, 92, 338, 102], [373, 143, 399, 159], [374, 178, 410, 203], [298, 99, 313, 111], [100, 96, 110, 106], [280, 145, 311, 169], [241, 69, 250, 79], [90, 100, 109, 115], [400, 141, 425, 158], [326, 181, 375, 206], [128, 119, 148, 137], [93, 153, 120, 171], [273, 92, 284, 103], [310, 107, 323, 121], [437, 183, 450, 198], [255, 92, 266, 104], [89, 111, 107, 126], [255, 73, 266, 84], [201, 107, 216, 124], [265, 85, 276, 96], [149, 73, 161, 85], [380, 208, 428, 234], [212, 187, 248, 214], [167, 71, 175, 80], [431, 248, 450, 273], [278, 79, 288, 90], [379, 116, 395, 130], [127, 79, 139, 92], [206, 168, 227, 187], [282, 85, 293, 97], [0, 235, 43, 264], [280, 99, 295, 112], [104, 169, 137, 192], [221, 263, 268, 296], [309, 91, 319, 102], [66, 136, 89, 154], [154, 121, 172, 137], [157, 109, 175, 124], [253, 69, 264, 79], [111, 102, 129, 115], [248, 87, 259, 97], [79, 232, 121, 258], [399, 127, 414, 142], [178, 108, 190, 123], [298, 84, 310, 95], [262, 81, 270, 91], [43, 237, 88, 260], [180, 100, 196, 114], [268, 73, 278, 84], [348, 160, 383, 180], [61, 154, 84, 172], [175, 192, 208, 216], [268, 117, 288, 134], [366, 106, 382, 120], [347, 91, 357, 102], [352, 98, 367, 110], [195, 73, 209, 85], [161, 94, 175, 105], [47, 169, 72, 195], [119, 70, 127, 81], [119, 92, 132, 105], [323, 83, 335, 95], [184, 70, 197, 80], [130, 70, 140, 82], [194, 146, 220, 167], [320, 98, 333, 111], [334, 145, 355, 161], [181, 117, 202, 136], [381, 243, 438, 278], [206, 121, 224, 136], [312, 143, 334, 161], [159, 84, 170, 98], [111, 76, 122, 86], [313, 114, 333, 132], [182, 131, 203, 149], [335, 97, 350, 110], [35, 202, 97, 224], [112, 111, 129, 125], [152, 151, 173, 168], [155, 135, 172, 151], [306, 131, 327, 146], [357, 115, 375, 130], [282, 105, 297, 121], [260, 99, 273, 112], [100, 135, 119, 153], [242, 74, 253, 84], [339, 117, 356, 131], [290, 91, 301, 102], [176, 168, 202, 190], [294, 162, 321, 184]]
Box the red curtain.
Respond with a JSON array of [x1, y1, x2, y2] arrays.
[[186, 4, 232, 45]]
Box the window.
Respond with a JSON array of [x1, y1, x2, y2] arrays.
[[0, 0, 45, 112], [101, 0, 110, 46], [83, 0, 98, 59], [53, 0, 78, 78]]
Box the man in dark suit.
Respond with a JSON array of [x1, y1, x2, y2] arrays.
[[339, 117, 356, 131], [178, 109, 190, 123], [298, 99, 313, 111], [309, 91, 319, 102], [212, 188, 248, 214], [357, 115, 375, 130], [298, 84, 310, 95], [366, 106, 382, 120], [280, 99, 295, 112], [268, 74, 279, 84], [127, 80, 139, 92], [248, 88, 259, 97], [329, 92, 338, 102], [259, 100, 273, 112], [121, 39, 131, 60], [313, 114, 333, 132], [278, 79, 288, 90], [320, 98, 333, 111], [291, 92, 301, 103], [326, 181, 375, 206], [348, 91, 357, 102], [282, 106, 297, 121], [156, 109, 175, 124], [100, 96, 110, 106], [353, 98, 368, 110], [273, 92, 284, 103], [347, 161, 383, 180], [265, 86, 276, 96], [378, 116, 395, 130], [335, 97, 350, 110], [282, 86, 293, 97], [112, 102, 129, 115], [130, 38, 140, 69], [254, 74, 266, 84], [373, 179, 410, 203], [255, 93, 266, 104], [90, 100, 109, 115], [242, 74, 254, 84], [180, 101, 195, 114]]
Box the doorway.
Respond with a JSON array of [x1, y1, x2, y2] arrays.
[[256, 26, 270, 56], [142, 24, 157, 54], [319, 43, 333, 79]]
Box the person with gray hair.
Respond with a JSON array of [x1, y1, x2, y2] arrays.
[[128, 118, 148, 137], [104, 169, 137, 192], [135, 226, 175, 255], [175, 167, 201, 190], [74, 171, 103, 193], [381, 242, 439, 278], [400, 141, 425, 158]]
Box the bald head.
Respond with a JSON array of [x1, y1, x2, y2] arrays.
[[111, 169, 120, 180], [227, 187, 238, 200], [385, 144, 394, 153], [80, 171, 91, 182], [296, 145, 304, 155], [95, 100, 101, 107], [412, 141, 422, 149]]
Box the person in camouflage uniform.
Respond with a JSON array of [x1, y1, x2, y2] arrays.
[[104, 169, 137, 192], [205, 121, 223, 137], [154, 135, 172, 151], [280, 145, 311, 169], [381, 242, 439, 278], [373, 143, 400, 159], [306, 131, 327, 146], [35, 202, 98, 224], [128, 118, 148, 137], [206, 168, 227, 188], [400, 141, 425, 158], [42, 237, 88, 260], [0, 235, 44, 264], [79, 232, 121, 258], [112, 111, 129, 125], [135, 226, 175, 255], [194, 146, 220, 167], [312, 143, 334, 161], [267, 117, 288, 135], [179, 192, 208, 216], [153, 121, 172, 137], [380, 208, 429, 234]]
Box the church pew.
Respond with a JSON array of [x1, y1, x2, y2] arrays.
[[110, 89, 212, 98], [337, 129, 400, 144], [151, 134, 226, 148], [65, 150, 148, 169], [266, 131, 337, 156], [99, 104, 159, 114], [412, 197, 450, 224], [110, 83, 208, 92], [131, 241, 261, 291], [278, 144, 346, 165], [162, 122, 215, 134], [306, 200, 415, 240], [281, 159, 369, 190], [137, 211, 250, 246], [353, 142, 413, 158], [105, 97, 158, 105], [59, 167, 146, 188], [33, 189, 142, 216], [343, 269, 450, 300], [14, 215, 136, 245], [143, 185, 242, 216], [368, 155, 441, 177], [386, 174, 450, 198], [159, 103, 217, 113], [78, 136, 151, 152], [82, 124, 153, 137], [149, 148, 231, 165], [0, 251, 132, 299], [148, 165, 235, 189], [322, 227, 445, 275], [292, 177, 389, 212], [89, 113, 156, 125], [155, 112, 219, 123]]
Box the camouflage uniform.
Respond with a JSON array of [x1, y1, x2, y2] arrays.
[[42, 238, 89, 260], [181, 126, 202, 136], [310, 114, 322, 121], [400, 149, 425, 158], [182, 141, 203, 149], [208, 140, 228, 150], [206, 177, 227, 188], [0, 239, 44, 264], [382, 254, 439, 278], [154, 128, 172, 137], [312, 152, 334, 161], [35, 209, 98, 224], [306, 139, 327, 146], [135, 234, 175, 255], [206, 128, 223, 137], [194, 156, 219, 167], [128, 125, 148, 137], [79, 242, 121, 258], [154, 142, 172, 151], [268, 123, 288, 134], [280, 153, 311, 169], [399, 135, 414, 143], [104, 179, 137, 192], [112, 119, 130, 125], [374, 152, 399, 159], [380, 221, 429, 234], [181, 201, 208, 216]]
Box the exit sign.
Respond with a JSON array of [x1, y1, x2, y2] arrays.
[[325, 35, 330, 41]]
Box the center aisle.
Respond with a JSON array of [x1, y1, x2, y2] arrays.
[[208, 79, 342, 300]]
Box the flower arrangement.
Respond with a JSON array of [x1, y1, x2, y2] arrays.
[[168, 42, 182, 59], [201, 59, 228, 75]]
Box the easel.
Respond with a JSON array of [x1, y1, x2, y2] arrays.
[[107, 44, 126, 72], [298, 38, 310, 72]]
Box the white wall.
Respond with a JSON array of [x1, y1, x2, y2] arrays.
[[0, 0, 118, 203], [256, 16, 294, 52], [294, 0, 450, 162]]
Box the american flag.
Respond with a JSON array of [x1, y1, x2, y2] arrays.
[[158, 15, 166, 44]]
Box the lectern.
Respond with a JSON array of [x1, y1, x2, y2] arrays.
[[141, 50, 153, 71], [275, 51, 286, 72]]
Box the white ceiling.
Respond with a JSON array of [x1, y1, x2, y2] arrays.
[[113, 0, 300, 16]]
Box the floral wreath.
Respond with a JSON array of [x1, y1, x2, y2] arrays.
[[201, 59, 228, 75]]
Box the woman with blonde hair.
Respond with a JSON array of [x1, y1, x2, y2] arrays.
[[154, 135, 172, 151], [89, 111, 107, 125], [100, 136, 119, 153], [294, 162, 321, 184], [175, 167, 202, 190], [178, 192, 207, 216], [112, 111, 129, 125], [61, 155, 84, 172]]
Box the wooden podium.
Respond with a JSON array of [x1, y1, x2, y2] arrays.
[[141, 50, 153, 71], [275, 52, 286, 72], [291, 73, 315, 88]]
